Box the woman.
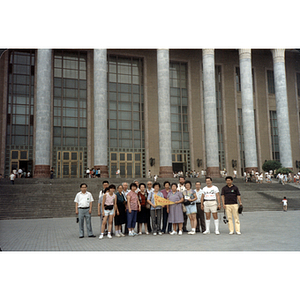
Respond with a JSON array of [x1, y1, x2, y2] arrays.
[[147, 182, 164, 236], [182, 180, 197, 235], [167, 183, 184, 235], [99, 184, 117, 239], [114, 184, 126, 237], [161, 181, 172, 234], [137, 183, 150, 234], [127, 183, 141, 237]]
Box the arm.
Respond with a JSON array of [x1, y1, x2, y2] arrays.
[[75, 202, 78, 215], [102, 194, 106, 214], [98, 202, 101, 216], [221, 195, 225, 209], [127, 195, 131, 213], [216, 192, 221, 208], [89, 201, 92, 214], [237, 195, 242, 205], [200, 194, 204, 209]]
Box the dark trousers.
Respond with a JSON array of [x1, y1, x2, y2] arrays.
[[162, 207, 173, 233], [182, 211, 188, 231], [196, 203, 206, 232]]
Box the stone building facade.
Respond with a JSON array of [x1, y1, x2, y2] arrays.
[[0, 49, 299, 178]]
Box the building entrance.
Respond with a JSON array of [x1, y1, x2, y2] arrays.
[[56, 151, 83, 178]]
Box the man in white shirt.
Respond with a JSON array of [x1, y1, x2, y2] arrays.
[[9, 172, 15, 185], [195, 181, 206, 233], [74, 183, 95, 238], [201, 177, 221, 235], [177, 176, 188, 232], [116, 169, 120, 178]]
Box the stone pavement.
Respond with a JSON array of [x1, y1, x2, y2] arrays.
[[1, 210, 300, 251]]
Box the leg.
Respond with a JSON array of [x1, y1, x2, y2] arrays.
[[231, 204, 240, 233], [225, 205, 234, 233], [196, 203, 201, 232], [150, 210, 157, 234], [101, 215, 108, 234], [157, 209, 162, 233], [162, 207, 168, 233], [85, 209, 93, 236], [108, 214, 114, 233], [78, 209, 84, 237], [183, 212, 188, 232], [178, 223, 183, 231], [199, 205, 206, 232]]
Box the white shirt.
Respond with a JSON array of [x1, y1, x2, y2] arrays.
[[282, 199, 287, 206], [202, 185, 219, 201], [195, 189, 203, 203], [177, 183, 186, 192], [9, 174, 15, 180], [74, 191, 94, 208]]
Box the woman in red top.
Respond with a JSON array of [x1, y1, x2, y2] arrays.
[[137, 183, 150, 235], [127, 183, 141, 237]]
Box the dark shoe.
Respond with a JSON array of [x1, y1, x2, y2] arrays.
[[79, 236, 84, 238], [196, 229, 200, 232], [88, 235, 96, 237]]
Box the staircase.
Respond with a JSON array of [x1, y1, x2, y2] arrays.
[[0, 177, 299, 220]]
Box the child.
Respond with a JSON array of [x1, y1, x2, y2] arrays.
[[281, 197, 288, 212]]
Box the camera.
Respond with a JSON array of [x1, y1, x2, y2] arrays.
[[223, 215, 228, 224]]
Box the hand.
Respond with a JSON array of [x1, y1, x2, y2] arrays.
[[89, 209, 92, 214], [167, 208, 169, 214], [129, 209, 132, 214], [218, 203, 221, 209], [98, 212, 101, 216], [223, 204, 226, 209], [201, 204, 204, 210], [76, 210, 78, 215], [152, 204, 156, 208], [117, 210, 120, 216], [139, 206, 141, 212]]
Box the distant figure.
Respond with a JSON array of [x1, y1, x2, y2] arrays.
[[281, 197, 288, 212], [9, 172, 15, 185], [148, 170, 151, 178], [50, 167, 54, 179], [116, 168, 120, 178]]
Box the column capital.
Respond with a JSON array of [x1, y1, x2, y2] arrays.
[[202, 49, 214, 56], [271, 49, 285, 63], [239, 49, 251, 59]]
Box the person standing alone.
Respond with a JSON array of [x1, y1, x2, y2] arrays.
[[74, 183, 96, 238], [221, 176, 242, 235]]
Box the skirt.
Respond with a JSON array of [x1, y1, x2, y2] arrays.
[[137, 206, 150, 223], [115, 201, 127, 225], [168, 203, 184, 224]]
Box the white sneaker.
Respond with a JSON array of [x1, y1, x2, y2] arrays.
[[119, 232, 125, 237], [153, 232, 157, 236], [138, 232, 142, 235], [178, 231, 182, 235], [129, 232, 134, 237], [132, 231, 138, 236], [236, 231, 241, 235], [99, 234, 104, 239], [158, 232, 162, 235], [229, 232, 234, 235], [203, 230, 210, 235], [115, 233, 121, 237], [107, 233, 112, 239], [215, 230, 220, 235], [145, 231, 149, 235], [169, 231, 177, 235], [189, 231, 196, 235]]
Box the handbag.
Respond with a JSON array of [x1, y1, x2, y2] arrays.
[[238, 204, 243, 214], [104, 205, 114, 210]]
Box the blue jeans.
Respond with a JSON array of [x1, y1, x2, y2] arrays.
[[127, 210, 137, 229], [78, 208, 93, 237]]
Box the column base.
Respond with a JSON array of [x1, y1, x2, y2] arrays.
[[206, 167, 221, 178], [33, 165, 50, 178], [245, 167, 258, 174], [94, 165, 109, 178], [159, 166, 173, 178]]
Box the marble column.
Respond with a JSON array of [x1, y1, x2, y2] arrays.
[[157, 49, 173, 177], [33, 49, 52, 178], [239, 49, 258, 173], [202, 49, 220, 177], [271, 49, 293, 169], [93, 49, 109, 177]]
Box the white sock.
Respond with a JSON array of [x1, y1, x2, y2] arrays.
[[214, 219, 219, 231], [192, 228, 195, 232], [206, 220, 210, 231]]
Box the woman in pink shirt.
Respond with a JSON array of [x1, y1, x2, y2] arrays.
[[127, 183, 141, 237]]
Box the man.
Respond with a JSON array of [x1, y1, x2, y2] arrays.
[[74, 183, 96, 238], [116, 168, 120, 178], [195, 181, 206, 233], [18, 168, 23, 178], [146, 181, 154, 233], [201, 177, 221, 235], [221, 176, 242, 235], [177, 176, 188, 232], [9, 171, 15, 185], [134, 180, 140, 193], [98, 180, 109, 236]]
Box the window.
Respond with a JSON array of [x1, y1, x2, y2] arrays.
[[170, 62, 189, 150], [270, 111, 280, 161], [53, 50, 88, 178], [267, 70, 275, 94]]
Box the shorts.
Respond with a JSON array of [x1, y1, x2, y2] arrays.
[[185, 203, 197, 215], [104, 208, 115, 216], [204, 200, 218, 213]]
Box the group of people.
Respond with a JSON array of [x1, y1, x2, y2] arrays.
[[85, 168, 101, 178], [74, 176, 244, 239]]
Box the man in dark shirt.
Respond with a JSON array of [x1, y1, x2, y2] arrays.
[[221, 176, 242, 235]]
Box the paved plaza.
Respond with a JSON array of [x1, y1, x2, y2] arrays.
[[1, 210, 300, 251]]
